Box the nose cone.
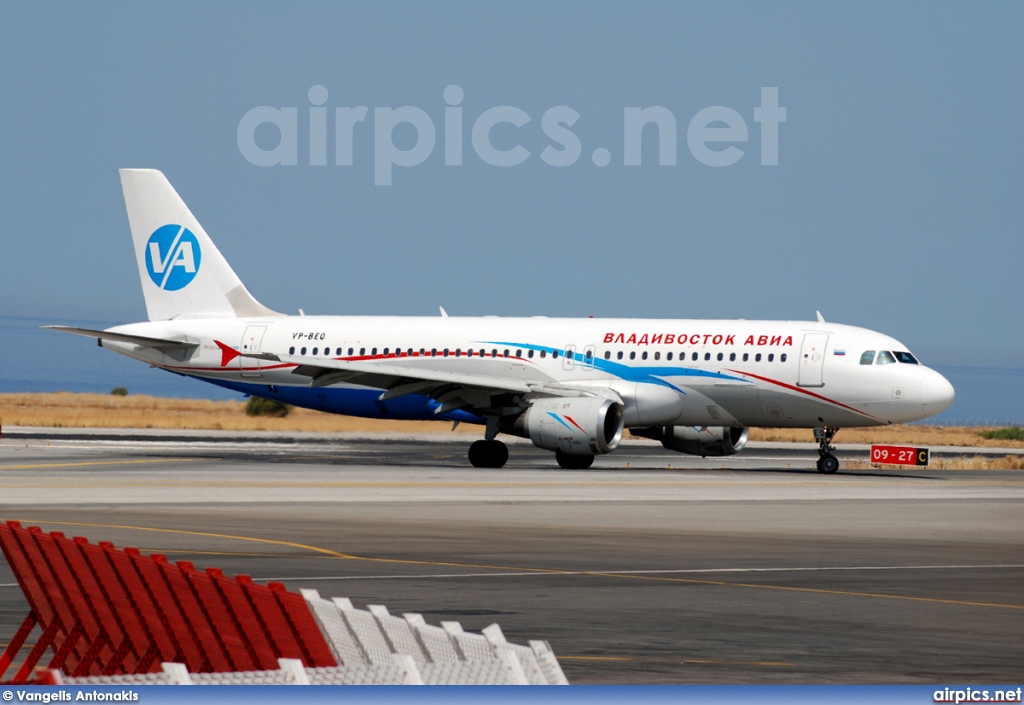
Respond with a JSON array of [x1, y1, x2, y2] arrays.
[[920, 371, 955, 418]]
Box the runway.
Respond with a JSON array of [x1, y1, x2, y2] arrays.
[[1, 429, 1022, 684]]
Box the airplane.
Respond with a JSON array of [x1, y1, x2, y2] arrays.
[[49, 169, 955, 474]]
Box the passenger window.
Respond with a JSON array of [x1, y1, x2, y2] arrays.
[[742, 353, 748, 362], [717, 353, 723, 361], [755, 353, 762, 362], [860, 351, 876, 365], [312, 347, 318, 356], [371, 348, 377, 356], [654, 352, 660, 361], [617, 351, 623, 360], [289, 346, 295, 355], [781, 353, 787, 362], [641, 352, 648, 360], [348, 348, 354, 356], [729, 352, 736, 361], [300, 347, 307, 355], [692, 352, 698, 361], [704, 353, 711, 361], [528, 350, 534, 358], [444, 349, 450, 357], [667, 352, 673, 361], [359, 347, 365, 355], [877, 350, 896, 365], [516, 349, 522, 358], [604, 351, 610, 360], [540, 350, 546, 359], [894, 351, 919, 364], [383, 348, 389, 356], [503, 349, 509, 357], [552, 350, 559, 359], [492, 349, 498, 357], [768, 353, 774, 362], [630, 352, 636, 360]]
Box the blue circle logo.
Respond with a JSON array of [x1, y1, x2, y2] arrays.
[[145, 224, 202, 291]]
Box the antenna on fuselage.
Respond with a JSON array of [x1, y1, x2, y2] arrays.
[[816, 310, 826, 323], [439, 306, 449, 318]]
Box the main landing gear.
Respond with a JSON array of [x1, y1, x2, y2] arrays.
[[468, 439, 509, 468], [814, 426, 840, 474], [468, 416, 510, 468]]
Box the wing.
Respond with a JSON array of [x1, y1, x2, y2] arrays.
[[251, 352, 603, 415]]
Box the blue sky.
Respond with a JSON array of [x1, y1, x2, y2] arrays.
[[2, 2, 1021, 369]]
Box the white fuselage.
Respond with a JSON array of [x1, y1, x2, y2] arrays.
[[101, 315, 955, 429]]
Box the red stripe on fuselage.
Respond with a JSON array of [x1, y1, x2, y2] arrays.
[[725, 369, 882, 422]]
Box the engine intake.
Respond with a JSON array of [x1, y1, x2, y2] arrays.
[[632, 425, 749, 457], [512, 397, 624, 456]]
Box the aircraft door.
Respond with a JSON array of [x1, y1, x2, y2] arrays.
[[240, 325, 267, 378], [582, 345, 596, 370], [797, 332, 828, 387]]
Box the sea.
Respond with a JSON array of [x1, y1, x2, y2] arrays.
[[2, 316, 1021, 426]]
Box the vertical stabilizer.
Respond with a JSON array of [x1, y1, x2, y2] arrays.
[[119, 168, 281, 321]]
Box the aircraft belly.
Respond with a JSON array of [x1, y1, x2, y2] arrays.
[[756, 386, 874, 427], [699, 384, 765, 427]]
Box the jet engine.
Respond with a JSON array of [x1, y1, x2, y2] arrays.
[[632, 425, 749, 457], [506, 396, 625, 456]]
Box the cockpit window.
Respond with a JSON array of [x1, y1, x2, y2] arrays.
[[876, 350, 897, 365], [894, 351, 919, 364], [860, 351, 876, 365]]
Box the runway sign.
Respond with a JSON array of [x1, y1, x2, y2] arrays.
[[870, 445, 929, 466]]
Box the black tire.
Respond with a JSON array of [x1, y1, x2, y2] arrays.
[[818, 454, 840, 474], [489, 440, 509, 468], [555, 450, 594, 470], [468, 440, 508, 468]]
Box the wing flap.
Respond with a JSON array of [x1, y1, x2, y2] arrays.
[[273, 355, 534, 395]]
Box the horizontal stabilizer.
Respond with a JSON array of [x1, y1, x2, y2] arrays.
[[44, 326, 198, 350]]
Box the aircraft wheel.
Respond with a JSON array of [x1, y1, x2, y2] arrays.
[[817, 454, 840, 474], [468, 440, 508, 469], [555, 450, 594, 470]]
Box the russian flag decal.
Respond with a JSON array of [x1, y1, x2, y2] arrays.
[[834, 350, 846, 356]]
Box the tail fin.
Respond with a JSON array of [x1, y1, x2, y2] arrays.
[[120, 168, 281, 321]]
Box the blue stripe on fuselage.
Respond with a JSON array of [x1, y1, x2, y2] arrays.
[[480, 340, 750, 392]]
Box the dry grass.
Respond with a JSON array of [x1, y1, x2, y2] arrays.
[[0, 392, 477, 434], [847, 455, 1024, 471], [749, 425, 1024, 449], [0, 393, 1020, 449]]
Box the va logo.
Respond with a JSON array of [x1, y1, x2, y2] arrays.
[[145, 224, 202, 291]]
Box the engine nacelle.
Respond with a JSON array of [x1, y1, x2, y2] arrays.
[[632, 425, 749, 457], [518, 397, 625, 456]]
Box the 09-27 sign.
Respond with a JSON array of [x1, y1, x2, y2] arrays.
[[870, 445, 929, 466]]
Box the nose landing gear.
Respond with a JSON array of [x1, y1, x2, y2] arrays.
[[814, 426, 840, 474]]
